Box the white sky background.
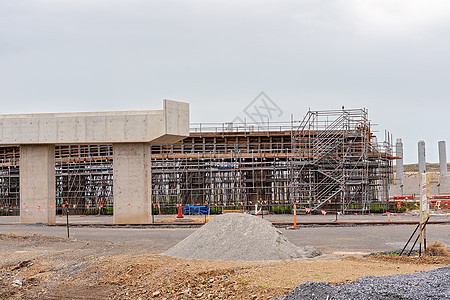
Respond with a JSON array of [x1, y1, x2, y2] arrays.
[[1, 0, 450, 164]]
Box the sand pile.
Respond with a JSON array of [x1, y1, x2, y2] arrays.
[[164, 213, 321, 261]]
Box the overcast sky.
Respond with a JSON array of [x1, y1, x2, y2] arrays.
[[1, 0, 449, 164]]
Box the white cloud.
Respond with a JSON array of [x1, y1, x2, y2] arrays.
[[340, 0, 450, 37]]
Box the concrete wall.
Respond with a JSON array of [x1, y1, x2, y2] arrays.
[[438, 176, 450, 194], [389, 185, 402, 197], [0, 99, 189, 145], [390, 140, 450, 197], [113, 143, 152, 224], [389, 176, 449, 197], [19, 144, 56, 224]]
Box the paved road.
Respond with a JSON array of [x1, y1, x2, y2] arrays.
[[1, 222, 448, 255], [1, 212, 448, 224]]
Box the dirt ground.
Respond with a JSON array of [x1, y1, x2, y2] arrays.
[[1, 233, 449, 300]]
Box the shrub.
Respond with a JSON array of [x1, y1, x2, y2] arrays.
[[425, 241, 450, 257]]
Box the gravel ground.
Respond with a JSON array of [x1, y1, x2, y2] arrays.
[[283, 266, 450, 300], [1, 233, 448, 299], [165, 213, 322, 261]]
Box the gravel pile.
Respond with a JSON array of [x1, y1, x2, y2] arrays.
[[164, 213, 321, 261], [283, 266, 450, 300]]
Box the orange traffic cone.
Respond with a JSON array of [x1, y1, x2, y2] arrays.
[[177, 204, 184, 218]]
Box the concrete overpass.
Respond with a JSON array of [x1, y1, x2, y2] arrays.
[[0, 100, 189, 224]]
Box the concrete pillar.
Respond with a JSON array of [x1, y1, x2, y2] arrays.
[[418, 140, 426, 174], [113, 143, 152, 224], [396, 138, 403, 186], [20, 144, 56, 224], [438, 141, 447, 177]]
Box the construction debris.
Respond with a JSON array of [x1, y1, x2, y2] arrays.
[[9, 260, 33, 271], [11, 280, 23, 288]]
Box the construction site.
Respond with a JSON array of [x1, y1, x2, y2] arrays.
[[0, 104, 449, 300], [3, 0, 450, 297], [0, 108, 395, 218]]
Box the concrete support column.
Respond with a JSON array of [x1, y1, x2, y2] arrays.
[[418, 140, 426, 174], [438, 140, 447, 177], [396, 138, 403, 186], [113, 143, 151, 224], [20, 144, 56, 224]]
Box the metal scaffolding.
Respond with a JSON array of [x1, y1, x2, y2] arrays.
[[150, 120, 297, 213], [290, 109, 393, 213], [0, 108, 394, 215], [55, 145, 113, 215], [0, 147, 20, 215], [151, 109, 393, 213]]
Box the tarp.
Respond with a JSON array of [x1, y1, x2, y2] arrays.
[[183, 205, 209, 215]]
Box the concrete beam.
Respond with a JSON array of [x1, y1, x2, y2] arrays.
[[20, 144, 56, 224], [154, 99, 190, 144], [0, 100, 189, 145], [439, 141, 447, 177], [113, 143, 152, 224], [418, 140, 426, 174]]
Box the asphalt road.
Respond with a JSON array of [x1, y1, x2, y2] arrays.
[[0, 222, 448, 255], [2, 212, 449, 224]]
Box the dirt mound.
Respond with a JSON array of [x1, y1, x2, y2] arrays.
[[426, 241, 450, 257], [164, 213, 321, 261]]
